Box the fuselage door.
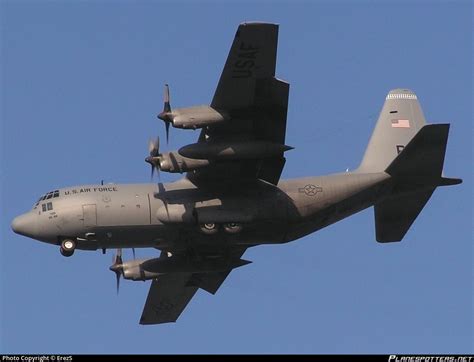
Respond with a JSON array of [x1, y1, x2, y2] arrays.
[[83, 204, 97, 227]]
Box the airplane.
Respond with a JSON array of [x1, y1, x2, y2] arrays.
[[11, 22, 462, 325]]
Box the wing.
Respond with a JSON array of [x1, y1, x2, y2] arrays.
[[139, 248, 248, 325], [187, 22, 290, 185], [211, 22, 278, 110]]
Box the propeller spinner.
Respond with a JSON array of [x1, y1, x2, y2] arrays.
[[145, 137, 161, 179], [157, 84, 172, 143]]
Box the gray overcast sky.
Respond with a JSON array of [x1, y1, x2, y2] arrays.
[[1, 0, 472, 354]]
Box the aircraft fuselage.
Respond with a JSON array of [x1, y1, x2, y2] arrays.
[[12, 172, 391, 253]]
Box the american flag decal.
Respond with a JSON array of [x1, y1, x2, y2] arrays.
[[391, 119, 410, 128]]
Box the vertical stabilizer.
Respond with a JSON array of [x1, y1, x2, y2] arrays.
[[358, 89, 426, 172]]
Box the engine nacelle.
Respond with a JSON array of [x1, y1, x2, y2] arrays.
[[120, 256, 252, 281], [121, 259, 162, 281], [169, 105, 229, 129], [158, 152, 210, 173]]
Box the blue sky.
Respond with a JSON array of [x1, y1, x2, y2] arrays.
[[1, 0, 472, 354]]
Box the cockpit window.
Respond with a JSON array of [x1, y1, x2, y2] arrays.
[[40, 202, 53, 212], [36, 190, 60, 205]]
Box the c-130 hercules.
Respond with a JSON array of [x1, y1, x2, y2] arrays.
[[11, 22, 461, 324]]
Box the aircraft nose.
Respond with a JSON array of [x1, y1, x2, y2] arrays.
[[11, 212, 37, 237]]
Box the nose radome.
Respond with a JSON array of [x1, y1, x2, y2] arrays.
[[11, 212, 37, 238]]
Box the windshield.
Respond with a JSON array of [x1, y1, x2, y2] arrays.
[[34, 190, 60, 208]]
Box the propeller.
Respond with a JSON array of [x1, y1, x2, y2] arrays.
[[109, 248, 123, 294], [145, 137, 161, 180], [157, 84, 172, 143]]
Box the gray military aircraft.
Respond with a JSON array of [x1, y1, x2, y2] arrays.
[[11, 22, 462, 325]]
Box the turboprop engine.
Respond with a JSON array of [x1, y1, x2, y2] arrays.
[[162, 105, 229, 130], [145, 138, 210, 175], [109, 250, 251, 292], [156, 84, 229, 142], [150, 151, 210, 173]]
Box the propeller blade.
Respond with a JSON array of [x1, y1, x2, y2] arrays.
[[117, 248, 122, 263], [165, 122, 170, 144], [157, 84, 172, 119], [115, 271, 120, 295], [132, 248, 136, 260], [157, 84, 172, 143], [109, 248, 123, 295], [146, 136, 161, 180], [149, 159, 159, 181], [148, 137, 160, 157], [163, 84, 171, 113], [148, 139, 155, 155]]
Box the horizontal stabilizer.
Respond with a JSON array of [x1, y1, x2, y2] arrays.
[[375, 188, 434, 242], [438, 176, 462, 186], [187, 271, 232, 295], [385, 124, 449, 180], [187, 259, 252, 294]]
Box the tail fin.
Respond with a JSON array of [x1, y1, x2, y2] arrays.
[[373, 124, 462, 242], [358, 89, 462, 242], [358, 89, 426, 172]]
